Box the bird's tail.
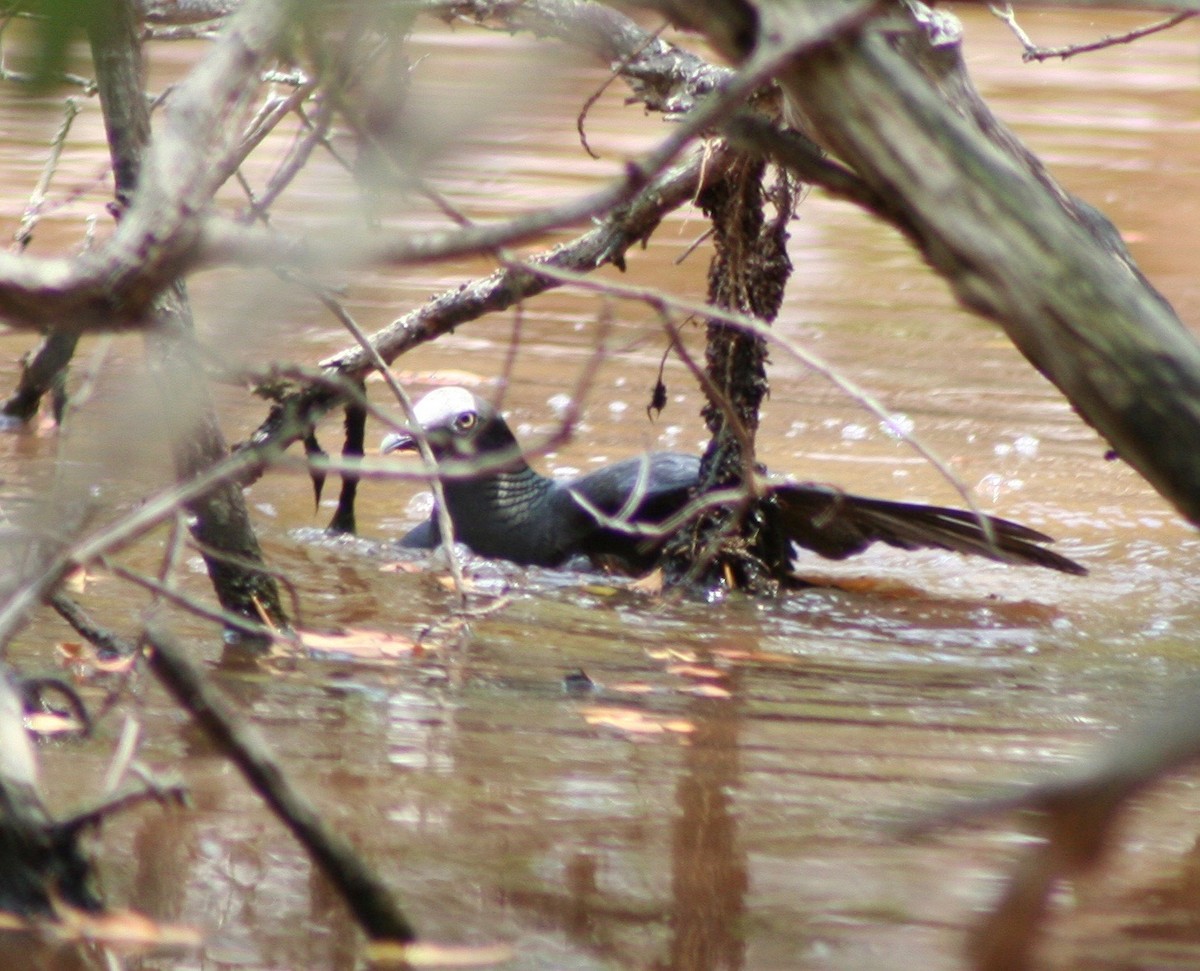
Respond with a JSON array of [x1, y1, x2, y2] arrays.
[[768, 483, 1087, 575]]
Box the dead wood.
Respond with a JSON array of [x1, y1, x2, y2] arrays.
[[637, 0, 1200, 527], [90, 0, 286, 639], [0, 673, 100, 916], [0, 331, 77, 424], [144, 624, 418, 942], [245, 138, 740, 459], [661, 155, 796, 591]]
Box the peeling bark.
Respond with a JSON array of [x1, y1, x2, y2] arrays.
[[661, 155, 795, 591]]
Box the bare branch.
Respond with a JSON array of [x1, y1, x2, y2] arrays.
[[244, 137, 740, 455], [516, 260, 985, 522], [144, 623, 417, 942], [12, 99, 81, 251], [0, 444, 270, 651], [0, 0, 295, 330], [989, 2, 1196, 61], [0, 0, 749, 332]]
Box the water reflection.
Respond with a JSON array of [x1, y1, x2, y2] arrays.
[[665, 689, 747, 971], [474, 672, 749, 971]]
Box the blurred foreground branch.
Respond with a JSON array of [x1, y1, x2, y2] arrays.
[[905, 685, 1200, 971], [247, 138, 738, 457], [89, 0, 286, 637], [145, 624, 417, 941]]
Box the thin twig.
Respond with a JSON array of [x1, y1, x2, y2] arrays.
[[105, 558, 300, 647], [0, 444, 272, 650], [50, 592, 137, 657], [101, 717, 141, 796], [519, 261, 988, 529], [56, 775, 189, 838], [196, 32, 824, 278], [304, 285, 471, 607], [12, 98, 81, 251], [576, 20, 669, 159], [989, 3, 1196, 62], [187, 534, 306, 626]]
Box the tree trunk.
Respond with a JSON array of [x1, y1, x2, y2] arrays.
[[89, 0, 286, 642], [662, 155, 796, 590]]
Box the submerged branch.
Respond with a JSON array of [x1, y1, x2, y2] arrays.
[[145, 624, 417, 942]]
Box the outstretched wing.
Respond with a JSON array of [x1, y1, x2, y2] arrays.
[[768, 482, 1086, 575]]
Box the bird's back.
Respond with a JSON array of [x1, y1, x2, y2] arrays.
[[561, 452, 701, 569], [569, 452, 700, 510]]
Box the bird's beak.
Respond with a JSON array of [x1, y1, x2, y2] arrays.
[[380, 429, 417, 455]]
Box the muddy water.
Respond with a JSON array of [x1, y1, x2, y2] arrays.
[[4, 7, 1200, 971]]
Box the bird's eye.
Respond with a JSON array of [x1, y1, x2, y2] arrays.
[[454, 411, 478, 432]]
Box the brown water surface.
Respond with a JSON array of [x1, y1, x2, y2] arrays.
[[4, 8, 1200, 971]]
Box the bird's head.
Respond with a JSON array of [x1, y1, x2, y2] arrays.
[[380, 386, 518, 464]]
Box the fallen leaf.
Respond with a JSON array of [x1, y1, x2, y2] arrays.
[[380, 561, 425, 574], [608, 682, 657, 695], [56, 641, 137, 678], [645, 647, 697, 663], [710, 646, 794, 665], [583, 707, 664, 733], [627, 568, 664, 595], [25, 711, 87, 736], [434, 574, 487, 593], [581, 706, 694, 736], [63, 566, 91, 593], [680, 683, 732, 699], [94, 654, 137, 674], [793, 573, 927, 597], [298, 627, 419, 662], [665, 664, 725, 680], [368, 939, 514, 967], [580, 582, 621, 596], [52, 903, 202, 947]]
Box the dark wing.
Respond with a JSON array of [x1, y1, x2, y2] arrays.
[[556, 453, 701, 570], [567, 452, 701, 523], [769, 482, 1087, 575]]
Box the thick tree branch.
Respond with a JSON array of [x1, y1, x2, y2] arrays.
[[84, 0, 288, 637], [430, 0, 729, 113], [646, 0, 1200, 528], [0, 0, 736, 333], [0, 0, 294, 331]]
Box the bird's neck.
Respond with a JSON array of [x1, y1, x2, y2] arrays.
[[444, 459, 556, 520], [483, 462, 554, 506], [438, 459, 563, 563]]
